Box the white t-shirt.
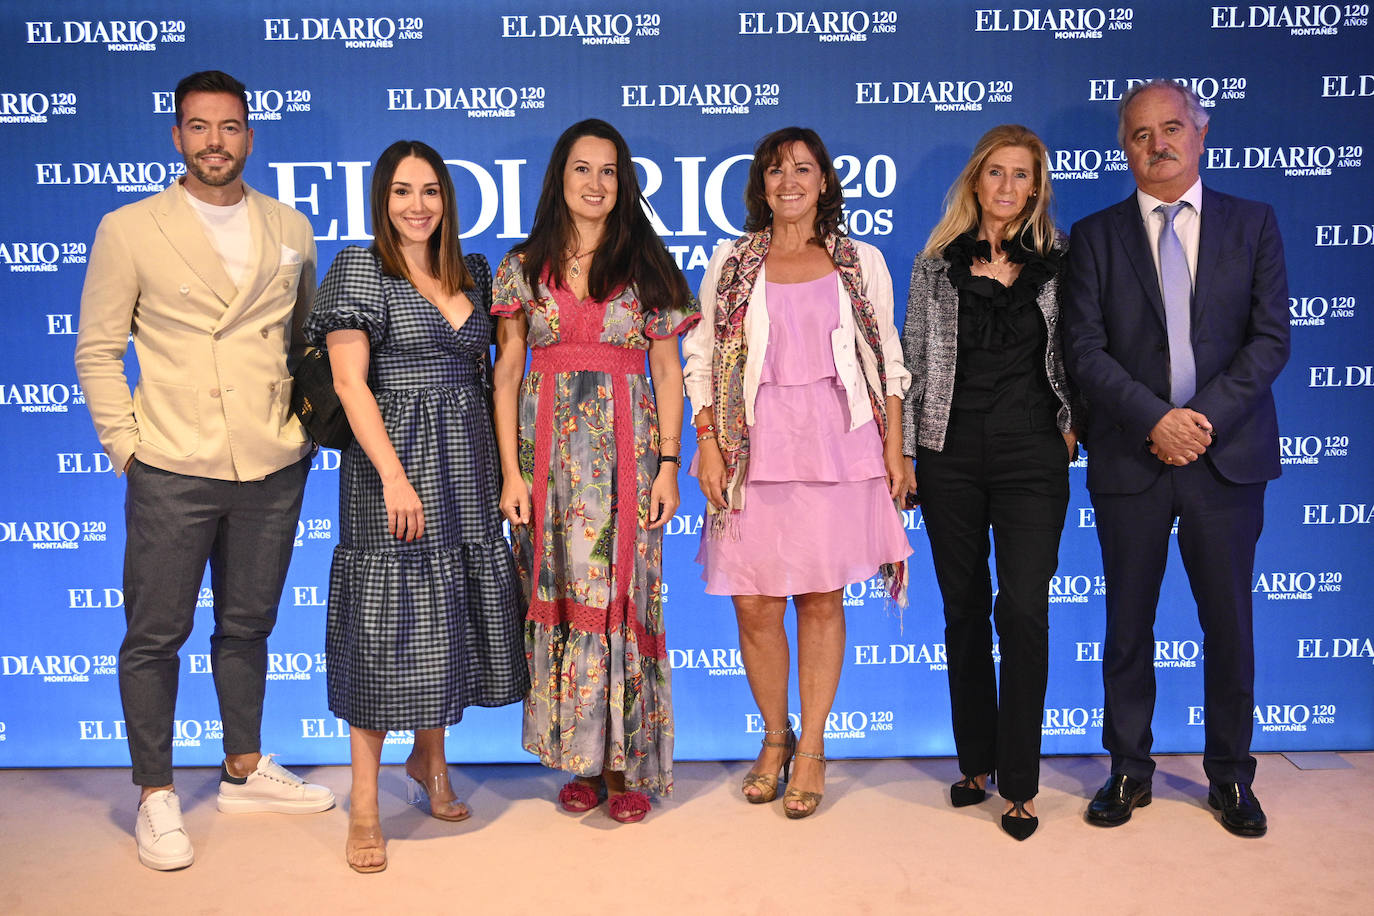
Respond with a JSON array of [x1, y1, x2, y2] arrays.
[[182, 185, 254, 290]]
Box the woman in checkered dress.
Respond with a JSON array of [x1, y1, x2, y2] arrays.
[[492, 120, 699, 823], [306, 141, 527, 872]]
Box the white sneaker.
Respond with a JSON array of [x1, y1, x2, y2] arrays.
[[216, 754, 336, 814], [135, 789, 194, 871]]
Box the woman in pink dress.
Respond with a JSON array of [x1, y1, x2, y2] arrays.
[[682, 127, 914, 818]]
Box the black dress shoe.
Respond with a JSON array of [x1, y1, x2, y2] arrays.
[[1208, 782, 1267, 837], [950, 775, 988, 807], [1001, 801, 1038, 841], [1085, 774, 1152, 826]]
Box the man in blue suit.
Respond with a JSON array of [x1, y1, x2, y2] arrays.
[[1062, 80, 1289, 837]]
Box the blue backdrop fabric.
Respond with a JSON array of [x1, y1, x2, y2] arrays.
[[1, 0, 1370, 766]]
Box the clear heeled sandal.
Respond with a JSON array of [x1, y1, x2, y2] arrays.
[[404, 768, 471, 822], [345, 816, 386, 874]]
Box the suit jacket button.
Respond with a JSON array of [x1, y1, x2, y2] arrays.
[[210, 388, 221, 398], [260, 328, 270, 338], [179, 285, 190, 295], [281, 279, 290, 289]]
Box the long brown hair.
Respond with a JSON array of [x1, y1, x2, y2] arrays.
[[369, 140, 474, 293], [513, 119, 691, 314], [922, 124, 1057, 259], [743, 127, 845, 242]]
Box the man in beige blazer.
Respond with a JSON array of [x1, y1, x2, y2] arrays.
[[75, 71, 333, 872]]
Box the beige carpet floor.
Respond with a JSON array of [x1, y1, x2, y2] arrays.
[[1, 752, 1370, 915]]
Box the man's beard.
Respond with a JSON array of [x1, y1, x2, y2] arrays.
[[184, 148, 244, 187]]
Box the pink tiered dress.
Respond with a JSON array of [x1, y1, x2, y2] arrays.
[[696, 272, 912, 596]]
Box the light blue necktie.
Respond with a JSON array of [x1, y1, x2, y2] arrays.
[[1156, 202, 1196, 406]]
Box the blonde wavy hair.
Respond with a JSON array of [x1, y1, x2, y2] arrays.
[[922, 124, 1056, 259]]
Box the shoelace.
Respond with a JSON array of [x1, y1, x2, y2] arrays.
[[144, 794, 185, 837], [258, 753, 305, 785]]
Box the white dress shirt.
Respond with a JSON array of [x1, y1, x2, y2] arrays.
[[1135, 177, 1203, 293]]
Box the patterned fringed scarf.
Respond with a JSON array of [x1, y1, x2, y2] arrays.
[[709, 228, 908, 607]]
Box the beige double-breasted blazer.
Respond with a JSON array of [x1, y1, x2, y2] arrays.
[[75, 181, 317, 481]]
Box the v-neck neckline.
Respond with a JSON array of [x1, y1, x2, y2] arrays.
[[411, 281, 475, 336]]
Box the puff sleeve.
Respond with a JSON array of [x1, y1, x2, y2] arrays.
[[643, 291, 701, 340], [490, 251, 528, 319], [305, 246, 388, 348], [463, 252, 492, 315]]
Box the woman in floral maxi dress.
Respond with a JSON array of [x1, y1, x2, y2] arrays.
[[491, 119, 698, 823]]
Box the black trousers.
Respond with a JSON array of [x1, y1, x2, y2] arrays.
[[120, 457, 308, 786], [917, 409, 1069, 801], [1091, 459, 1264, 787]]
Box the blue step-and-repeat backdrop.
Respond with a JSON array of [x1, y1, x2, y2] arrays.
[[1, 1, 1370, 767]]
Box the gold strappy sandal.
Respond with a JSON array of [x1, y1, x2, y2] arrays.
[[741, 727, 796, 804], [783, 750, 827, 819]]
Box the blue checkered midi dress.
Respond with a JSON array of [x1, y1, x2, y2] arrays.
[[306, 246, 528, 730]]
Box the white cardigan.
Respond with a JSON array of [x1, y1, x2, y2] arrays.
[[682, 236, 911, 430]]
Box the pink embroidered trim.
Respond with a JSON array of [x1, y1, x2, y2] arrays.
[[529, 343, 646, 375], [645, 311, 702, 340], [525, 595, 667, 660], [526, 341, 653, 657]]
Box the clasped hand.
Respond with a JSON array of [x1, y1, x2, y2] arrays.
[[1148, 408, 1213, 466]]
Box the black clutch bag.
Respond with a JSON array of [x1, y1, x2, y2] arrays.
[[290, 347, 353, 450]]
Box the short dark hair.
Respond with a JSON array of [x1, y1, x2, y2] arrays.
[[743, 127, 845, 240], [174, 70, 248, 124]]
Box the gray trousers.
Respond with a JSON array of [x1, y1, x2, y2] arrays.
[[120, 456, 308, 786]]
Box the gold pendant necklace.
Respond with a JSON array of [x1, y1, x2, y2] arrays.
[[566, 246, 595, 281]]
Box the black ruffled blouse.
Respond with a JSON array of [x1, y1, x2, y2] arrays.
[[941, 231, 1062, 416]]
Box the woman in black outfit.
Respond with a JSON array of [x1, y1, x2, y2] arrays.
[[901, 124, 1080, 840]]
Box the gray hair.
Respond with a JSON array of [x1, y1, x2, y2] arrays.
[[1117, 79, 1210, 147]]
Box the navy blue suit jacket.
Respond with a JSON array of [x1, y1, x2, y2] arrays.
[[1062, 186, 1290, 495]]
